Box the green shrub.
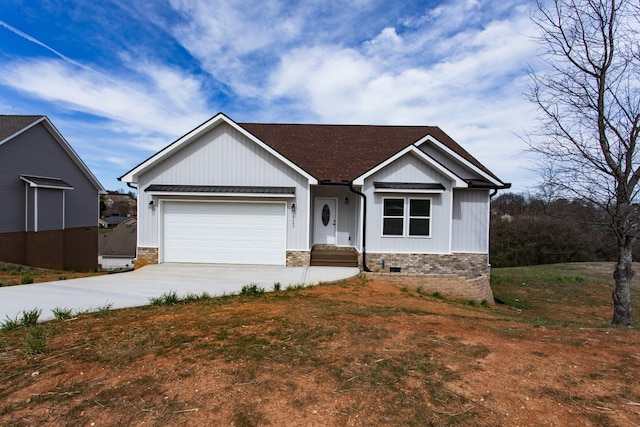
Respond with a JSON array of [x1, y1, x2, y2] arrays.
[[21, 308, 41, 326], [52, 307, 74, 320], [21, 274, 34, 285], [94, 302, 113, 316], [240, 283, 265, 296], [1, 315, 21, 331], [149, 291, 180, 305], [25, 325, 50, 354]]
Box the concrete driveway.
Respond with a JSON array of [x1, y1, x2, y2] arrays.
[[0, 263, 360, 322]]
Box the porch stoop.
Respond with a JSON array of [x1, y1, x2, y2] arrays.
[[310, 245, 359, 267]]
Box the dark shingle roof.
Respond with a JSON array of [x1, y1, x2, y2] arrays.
[[99, 219, 137, 256], [374, 182, 446, 191], [238, 123, 498, 183], [0, 115, 43, 142], [20, 175, 74, 189]]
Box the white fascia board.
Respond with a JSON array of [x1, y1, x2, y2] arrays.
[[0, 116, 45, 147], [146, 191, 295, 198], [20, 175, 75, 190], [415, 135, 503, 187], [119, 113, 228, 183], [352, 146, 467, 187], [119, 113, 318, 185]]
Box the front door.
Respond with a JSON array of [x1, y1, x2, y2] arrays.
[[314, 198, 337, 245]]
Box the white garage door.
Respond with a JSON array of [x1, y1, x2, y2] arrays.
[[163, 201, 286, 265]]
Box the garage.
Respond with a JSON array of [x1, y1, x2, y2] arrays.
[[162, 201, 286, 265]]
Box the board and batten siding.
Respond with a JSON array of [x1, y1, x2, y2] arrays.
[[363, 152, 453, 254], [0, 123, 99, 232], [136, 123, 310, 250], [418, 144, 486, 182], [451, 189, 490, 253]]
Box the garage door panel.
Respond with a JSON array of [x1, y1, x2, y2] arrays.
[[163, 201, 286, 265]]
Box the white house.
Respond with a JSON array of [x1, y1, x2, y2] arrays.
[[119, 113, 509, 297]]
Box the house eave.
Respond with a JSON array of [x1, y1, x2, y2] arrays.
[[20, 174, 74, 190], [352, 146, 467, 187], [144, 184, 296, 198], [416, 135, 504, 188], [119, 113, 318, 186], [4, 117, 105, 193], [147, 191, 296, 198]]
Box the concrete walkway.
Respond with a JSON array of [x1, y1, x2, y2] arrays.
[[0, 264, 360, 322]]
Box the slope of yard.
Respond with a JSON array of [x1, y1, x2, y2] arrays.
[[1, 263, 639, 426], [0, 262, 104, 287]]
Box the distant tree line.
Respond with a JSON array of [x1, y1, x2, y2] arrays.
[[489, 193, 632, 267]]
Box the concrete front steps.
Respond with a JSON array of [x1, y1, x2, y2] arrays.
[[310, 245, 359, 267]]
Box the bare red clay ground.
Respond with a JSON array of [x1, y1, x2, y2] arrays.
[[1, 278, 639, 426]]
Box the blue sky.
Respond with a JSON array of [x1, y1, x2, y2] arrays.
[[1, 0, 540, 193]]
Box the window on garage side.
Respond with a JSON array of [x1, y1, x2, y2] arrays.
[[382, 198, 404, 236], [409, 199, 431, 237]]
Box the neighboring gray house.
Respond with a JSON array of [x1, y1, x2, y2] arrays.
[[99, 218, 136, 270], [0, 115, 105, 271], [119, 113, 509, 296]]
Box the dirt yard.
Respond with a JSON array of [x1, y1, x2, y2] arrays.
[[0, 262, 104, 287], [1, 272, 639, 426]]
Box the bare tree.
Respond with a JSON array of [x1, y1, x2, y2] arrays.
[[528, 0, 639, 325]]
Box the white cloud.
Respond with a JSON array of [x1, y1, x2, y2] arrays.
[[167, 0, 308, 97], [262, 1, 540, 190], [0, 58, 209, 138], [364, 27, 403, 55], [0, 0, 543, 191]]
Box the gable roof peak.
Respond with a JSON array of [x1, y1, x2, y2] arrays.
[[0, 115, 45, 142]]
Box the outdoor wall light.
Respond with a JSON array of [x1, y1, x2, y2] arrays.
[[291, 202, 296, 213], [344, 196, 349, 204], [148, 200, 155, 207]]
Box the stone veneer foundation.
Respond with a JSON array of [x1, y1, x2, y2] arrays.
[[134, 248, 311, 268], [286, 250, 311, 267], [365, 252, 488, 277], [135, 247, 158, 269]]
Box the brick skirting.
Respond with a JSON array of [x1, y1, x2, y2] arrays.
[[286, 250, 310, 267], [365, 252, 489, 278], [135, 247, 158, 269]]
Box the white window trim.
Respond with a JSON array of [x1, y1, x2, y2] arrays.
[[382, 197, 405, 237], [381, 197, 432, 238], [408, 198, 432, 238]]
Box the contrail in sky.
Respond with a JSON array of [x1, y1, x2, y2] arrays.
[[0, 19, 180, 116], [0, 19, 101, 75]]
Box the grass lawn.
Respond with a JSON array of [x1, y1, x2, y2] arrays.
[[1, 262, 639, 426], [491, 262, 640, 326]]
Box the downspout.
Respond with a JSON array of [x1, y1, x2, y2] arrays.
[[348, 182, 371, 272], [319, 180, 371, 272]]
